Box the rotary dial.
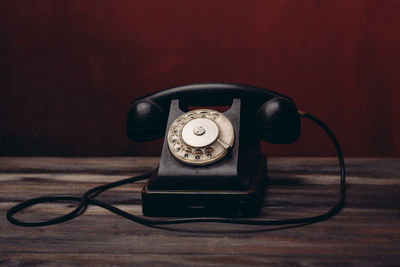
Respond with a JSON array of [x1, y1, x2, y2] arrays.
[[167, 109, 235, 166]]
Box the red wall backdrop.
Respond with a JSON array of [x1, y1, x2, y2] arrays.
[[1, 0, 399, 157]]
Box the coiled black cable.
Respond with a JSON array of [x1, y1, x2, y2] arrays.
[[7, 112, 345, 227]]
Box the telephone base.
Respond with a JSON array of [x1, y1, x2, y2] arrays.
[[141, 155, 267, 218]]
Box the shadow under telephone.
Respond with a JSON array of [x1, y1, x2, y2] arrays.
[[7, 83, 346, 228]]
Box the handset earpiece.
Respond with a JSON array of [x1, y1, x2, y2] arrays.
[[126, 100, 167, 142], [256, 97, 301, 144]]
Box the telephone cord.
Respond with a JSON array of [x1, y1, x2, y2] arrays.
[[7, 112, 346, 227]]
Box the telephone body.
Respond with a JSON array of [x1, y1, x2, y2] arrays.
[[127, 83, 301, 217]]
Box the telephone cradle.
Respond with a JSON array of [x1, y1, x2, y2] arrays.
[[141, 99, 267, 217]]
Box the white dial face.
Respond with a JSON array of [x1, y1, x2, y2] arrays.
[[167, 109, 235, 166], [181, 118, 219, 148]]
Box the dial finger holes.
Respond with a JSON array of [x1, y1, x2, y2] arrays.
[[205, 147, 213, 153], [171, 135, 179, 144], [199, 111, 208, 118], [211, 113, 219, 120], [193, 149, 203, 155], [205, 147, 213, 158], [186, 113, 195, 119], [167, 108, 234, 166], [174, 144, 182, 152]]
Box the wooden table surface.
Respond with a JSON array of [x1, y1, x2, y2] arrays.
[[0, 157, 399, 266]]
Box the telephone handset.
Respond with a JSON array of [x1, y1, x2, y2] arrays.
[[127, 83, 300, 145], [7, 83, 345, 227]]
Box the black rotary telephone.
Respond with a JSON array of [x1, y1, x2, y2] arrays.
[[7, 83, 346, 227]]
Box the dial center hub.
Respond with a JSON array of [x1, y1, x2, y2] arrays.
[[193, 126, 206, 136]]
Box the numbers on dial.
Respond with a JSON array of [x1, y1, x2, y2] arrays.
[[167, 109, 234, 166]]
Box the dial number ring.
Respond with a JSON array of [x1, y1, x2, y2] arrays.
[[167, 109, 234, 166]]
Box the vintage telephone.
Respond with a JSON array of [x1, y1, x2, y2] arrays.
[[7, 83, 346, 227]]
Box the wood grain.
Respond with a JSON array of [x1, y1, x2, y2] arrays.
[[1, 157, 399, 266]]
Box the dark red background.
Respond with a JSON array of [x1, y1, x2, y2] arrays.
[[1, 0, 399, 157]]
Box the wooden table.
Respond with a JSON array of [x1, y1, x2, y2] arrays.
[[1, 157, 399, 266]]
